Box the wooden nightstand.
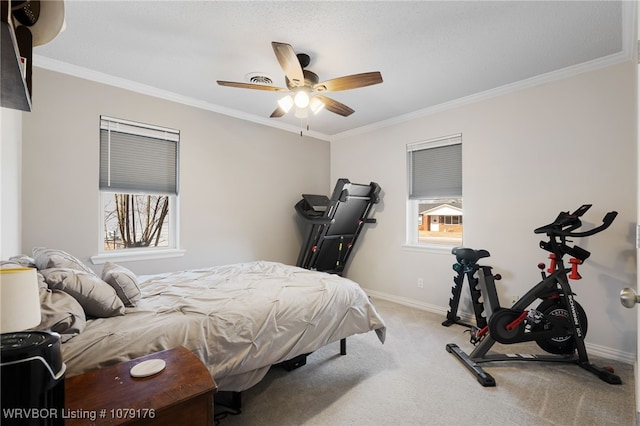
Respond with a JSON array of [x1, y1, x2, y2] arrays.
[[65, 346, 217, 425]]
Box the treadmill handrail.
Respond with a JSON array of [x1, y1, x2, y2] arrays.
[[294, 200, 335, 224], [341, 195, 376, 201]]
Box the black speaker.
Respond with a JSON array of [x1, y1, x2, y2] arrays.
[[1, 331, 65, 426]]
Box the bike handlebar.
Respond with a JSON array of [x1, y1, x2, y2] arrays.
[[533, 205, 617, 238], [568, 211, 617, 237]]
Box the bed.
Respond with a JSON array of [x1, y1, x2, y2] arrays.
[[3, 248, 386, 392]]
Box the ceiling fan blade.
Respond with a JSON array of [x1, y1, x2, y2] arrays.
[[314, 72, 383, 92], [271, 42, 305, 88], [314, 95, 355, 117], [217, 80, 287, 92], [270, 106, 286, 118]]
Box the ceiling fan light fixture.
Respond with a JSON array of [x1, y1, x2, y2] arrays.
[[219, 42, 383, 122], [294, 90, 310, 108], [295, 107, 309, 119], [309, 97, 325, 115], [277, 95, 294, 113]]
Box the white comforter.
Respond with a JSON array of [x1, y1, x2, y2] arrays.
[[61, 261, 386, 391]]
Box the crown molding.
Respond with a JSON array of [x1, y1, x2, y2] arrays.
[[332, 51, 632, 141], [31, 55, 331, 141], [332, 1, 637, 141], [34, 0, 634, 145]]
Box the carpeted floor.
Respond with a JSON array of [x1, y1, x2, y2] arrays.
[[215, 298, 636, 426]]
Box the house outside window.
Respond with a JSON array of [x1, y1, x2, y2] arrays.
[[406, 134, 462, 246], [98, 116, 179, 254]]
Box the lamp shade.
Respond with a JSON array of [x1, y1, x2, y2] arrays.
[[277, 95, 294, 113], [294, 90, 310, 108], [309, 97, 325, 115], [0, 268, 41, 333]]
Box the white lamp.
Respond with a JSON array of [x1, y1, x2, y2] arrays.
[[295, 106, 309, 119], [294, 90, 310, 109], [0, 267, 41, 333], [277, 90, 324, 126], [1, 267, 66, 424], [309, 96, 325, 115], [277, 95, 294, 114]]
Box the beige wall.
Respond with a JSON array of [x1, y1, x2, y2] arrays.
[[20, 67, 330, 275], [8, 60, 638, 360], [331, 61, 638, 359]]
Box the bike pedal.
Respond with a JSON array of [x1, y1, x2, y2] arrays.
[[465, 326, 485, 345]]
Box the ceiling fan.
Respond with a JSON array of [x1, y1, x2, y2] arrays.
[[217, 42, 383, 119]]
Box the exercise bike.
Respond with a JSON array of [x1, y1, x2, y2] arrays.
[[446, 204, 622, 387]]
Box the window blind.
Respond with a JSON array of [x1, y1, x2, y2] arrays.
[[407, 135, 461, 200], [99, 116, 179, 195]]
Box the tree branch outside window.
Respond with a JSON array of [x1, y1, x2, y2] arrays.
[[104, 194, 169, 249]]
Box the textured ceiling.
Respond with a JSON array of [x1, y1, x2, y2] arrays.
[[33, 1, 633, 139]]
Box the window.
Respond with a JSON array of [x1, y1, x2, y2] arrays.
[[406, 134, 462, 246], [98, 116, 179, 254]]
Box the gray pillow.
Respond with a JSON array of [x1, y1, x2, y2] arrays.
[[0, 260, 26, 269], [33, 247, 96, 276], [8, 255, 36, 268], [36, 288, 87, 342], [0, 262, 86, 341], [101, 262, 141, 307], [37, 271, 48, 291], [41, 268, 125, 318]]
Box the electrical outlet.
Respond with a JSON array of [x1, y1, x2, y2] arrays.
[[417, 278, 424, 288]]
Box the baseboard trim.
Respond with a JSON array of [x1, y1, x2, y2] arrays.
[[364, 288, 635, 365]]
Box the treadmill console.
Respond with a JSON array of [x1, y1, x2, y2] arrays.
[[300, 194, 330, 214]]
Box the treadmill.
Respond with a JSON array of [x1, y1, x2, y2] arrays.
[[295, 178, 381, 276]]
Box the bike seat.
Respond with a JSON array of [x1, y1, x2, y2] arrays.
[[451, 247, 490, 264]]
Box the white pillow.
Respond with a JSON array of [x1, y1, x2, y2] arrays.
[[102, 262, 141, 307]]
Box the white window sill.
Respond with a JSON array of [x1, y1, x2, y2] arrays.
[[401, 244, 456, 255], [91, 248, 186, 264]]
